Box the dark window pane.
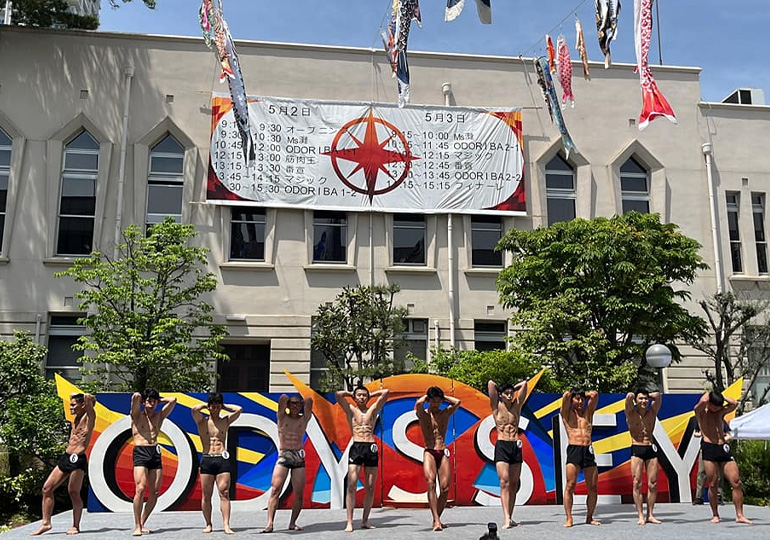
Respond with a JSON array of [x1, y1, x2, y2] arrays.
[[476, 340, 506, 352], [57, 217, 94, 255], [620, 157, 646, 174], [0, 149, 10, 168], [731, 244, 743, 273], [547, 197, 576, 225], [758, 244, 768, 274], [0, 129, 10, 146], [393, 215, 425, 265], [728, 211, 741, 241], [313, 219, 346, 262], [620, 176, 648, 193], [0, 215, 4, 251], [0, 173, 7, 211], [231, 222, 265, 260], [314, 211, 346, 225], [232, 208, 265, 222], [472, 216, 502, 267], [152, 135, 183, 154], [622, 199, 650, 214], [150, 155, 184, 175], [754, 212, 766, 242], [66, 131, 98, 150], [60, 195, 96, 216], [64, 152, 98, 171], [147, 184, 183, 215], [546, 173, 574, 190], [546, 154, 572, 172], [46, 336, 81, 367], [218, 344, 270, 392], [475, 321, 506, 333]]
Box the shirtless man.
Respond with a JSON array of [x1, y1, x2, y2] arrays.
[[192, 393, 243, 535], [130, 388, 177, 536], [32, 393, 96, 536], [488, 379, 528, 529], [336, 385, 390, 532], [263, 393, 314, 533], [694, 391, 752, 524], [415, 386, 461, 531], [624, 389, 662, 525], [560, 389, 600, 527]]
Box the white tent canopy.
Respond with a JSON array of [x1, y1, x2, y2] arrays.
[[731, 401, 770, 439]]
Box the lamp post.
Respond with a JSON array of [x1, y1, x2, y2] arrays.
[[646, 344, 672, 392]]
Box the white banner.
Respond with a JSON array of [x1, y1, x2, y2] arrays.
[[207, 95, 526, 215]]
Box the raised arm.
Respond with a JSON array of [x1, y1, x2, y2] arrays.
[[624, 392, 635, 417], [650, 391, 662, 414], [302, 396, 314, 419], [130, 392, 142, 421], [159, 396, 177, 420], [514, 379, 528, 407], [335, 390, 354, 416], [371, 388, 390, 414], [225, 403, 243, 425], [444, 394, 461, 416], [694, 392, 710, 416], [488, 380, 499, 412], [585, 390, 599, 416], [84, 394, 97, 431], [723, 394, 738, 415], [191, 403, 207, 425], [414, 394, 428, 415], [277, 394, 289, 419], [560, 391, 571, 420]]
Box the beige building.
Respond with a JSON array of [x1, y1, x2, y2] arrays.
[[0, 26, 768, 394]]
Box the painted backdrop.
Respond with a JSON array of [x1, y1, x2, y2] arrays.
[[54, 373, 741, 513]]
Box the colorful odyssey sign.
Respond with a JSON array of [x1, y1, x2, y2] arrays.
[[206, 95, 526, 215], [56, 374, 741, 513]]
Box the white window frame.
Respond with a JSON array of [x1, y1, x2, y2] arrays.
[[474, 320, 508, 351], [620, 157, 650, 214], [312, 210, 348, 264], [146, 134, 185, 229], [545, 154, 576, 226], [46, 315, 86, 381], [229, 207, 266, 261], [752, 193, 768, 275], [727, 192, 743, 274], [56, 131, 99, 256], [470, 215, 503, 267], [392, 214, 426, 266], [0, 128, 11, 255]]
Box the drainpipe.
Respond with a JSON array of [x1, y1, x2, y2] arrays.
[[114, 64, 134, 256], [443, 83, 456, 348], [3, 1, 11, 25], [702, 143, 724, 293], [34, 313, 42, 344]]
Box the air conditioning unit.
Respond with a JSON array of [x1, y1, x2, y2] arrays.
[[722, 88, 766, 105]]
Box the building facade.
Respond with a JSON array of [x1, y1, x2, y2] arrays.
[[1, 26, 769, 393]]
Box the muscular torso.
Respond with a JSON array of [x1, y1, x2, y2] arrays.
[[199, 415, 230, 454], [278, 413, 309, 451], [697, 410, 727, 444], [418, 408, 449, 450], [65, 413, 93, 454], [627, 408, 656, 445], [348, 406, 378, 443], [562, 410, 593, 446], [493, 401, 521, 442], [132, 410, 163, 446]]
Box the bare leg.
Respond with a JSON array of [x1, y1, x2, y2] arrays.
[[217, 473, 234, 534], [32, 467, 67, 536], [200, 474, 215, 533], [132, 467, 148, 536], [345, 464, 359, 532], [288, 468, 306, 531], [630, 456, 645, 525], [67, 470, 85, 534], [495, 461, 512, 528], [723, 461, 753, 524], [423, 452, 441, 531], [704, 460, 720, 523], [646, 459, 661, 524], [264, 464, 289, 533], [360, 467, 377, 529], [140, 468, 161, 533], [437, 454, 452, 528], [563, 464, 578, 527], [508, 463, 521, 526], [584, 466, 600, 525]]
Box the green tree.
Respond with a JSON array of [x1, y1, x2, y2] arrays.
[[56, 219, 228, 392], [412, 347, 563, 394], [12, 0, 98, 29], [108, 0, 157, 7], [496, 212, 708, 392], [311, 284, 408, 391]]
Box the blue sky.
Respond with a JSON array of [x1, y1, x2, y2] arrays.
[[98, 0, 769, 103]]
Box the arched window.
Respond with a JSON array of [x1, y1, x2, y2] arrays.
[[0, 128, 11, 253], [146, 134, 184, 230], [545, 154, 576, 226], [620, 157, 650, 214], [57, 130, 98, 255]]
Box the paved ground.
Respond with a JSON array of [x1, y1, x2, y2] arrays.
[[5, 503, 767, 539]]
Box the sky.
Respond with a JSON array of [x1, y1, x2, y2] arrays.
[[97, 0, 770, 104]]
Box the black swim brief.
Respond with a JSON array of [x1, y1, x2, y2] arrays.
[[348, 441, 378, 467], [200, 454, 232, 476], [58, 452, 87, 474], [277, 449, 306, 469], [631, 444, 659, 461], [133, 445, 163, 470], [494, 439, 523, 465], [566, 444, 597, 469], [701, 440, 734, 463]]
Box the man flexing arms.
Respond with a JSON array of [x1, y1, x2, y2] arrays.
[[488, 379, 528, 529], [192, 393, 242, 535], [336, 385, 390, 532], [263, 393, 314, 533], [625, 389, 662, 525], [560, 389, 600, 527], [415, 386, 461, 531], [32, 393, 96, 536]]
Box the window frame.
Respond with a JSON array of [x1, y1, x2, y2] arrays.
[[45, 315, 86, 381], [394, 318, 429, 367], [545, 154, 577, 226], [0, 128, 11, 254], [56, 130, 99, 256], [619, 157, 650, 215], [392, 213, 426, 266], [229, 207, 267, 262], [474, 320, 508, 351], [752, 193, 768, 275], [145, 134, 185, 230], [312, 210, 348, 264], [726, 192, 743, 274], [470, 215, 503, 267]]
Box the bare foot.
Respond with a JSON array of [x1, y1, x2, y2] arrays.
[[141, 528, 151, 535], [202, 525, 213, 534], [637, 518, 646, 526], [710, 516, 720, 524], [132, 528, 142, 537], [344, 523, 354, 533], [261, 525, 274, 534], [646, 516, 662, 524], [31, 524, 53, 536], [563, 518, 573, 528], [224, 526, 235, 535], [361, 522, 376, 529], [440, 522, 448, 529], [502, 521, 512, 530], [288, 525, 303, 531], [587, 519, 601, 526], [66, 527, 80, 536], [433, 522, 442, 532], [509, 520, 519, 527], [736, 516, 754, 525]]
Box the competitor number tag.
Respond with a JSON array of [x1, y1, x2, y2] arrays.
[[370, 443, 378, 454], [69, 454, 78, 464], [156, 445, 162, 455], [222, 450, 230, 460], [298, 449, 306, 458]]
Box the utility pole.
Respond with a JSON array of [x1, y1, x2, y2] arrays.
[[3, 1, 12, 25]]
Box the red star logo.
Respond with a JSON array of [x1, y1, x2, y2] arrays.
[[323, 110, 419, 202]]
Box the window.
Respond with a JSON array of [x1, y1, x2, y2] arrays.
[[218, 344, 270, 392], [395, 318, 428, 368], [620, 157, 650, 214], [230, 208, 266, 260], [46, 315, 85, 381], [57, 131, 98, 255], [146, 135, 184, 229], [313, 211, 347, 263], [471, 216, 503, 267], [0, 129, 10, 253], [545, 154, 576, 225], [753, 193, 768, 274], [393, 214, 425, 265], [474, 321, 507, 351], [310, 318, 328, 391], [727, 192, 743, 273]]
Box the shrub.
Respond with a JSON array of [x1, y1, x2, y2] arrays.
[[733, 440, 770, 505]]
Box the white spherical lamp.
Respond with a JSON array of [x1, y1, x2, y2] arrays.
[[645, 344, 672, 369]]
